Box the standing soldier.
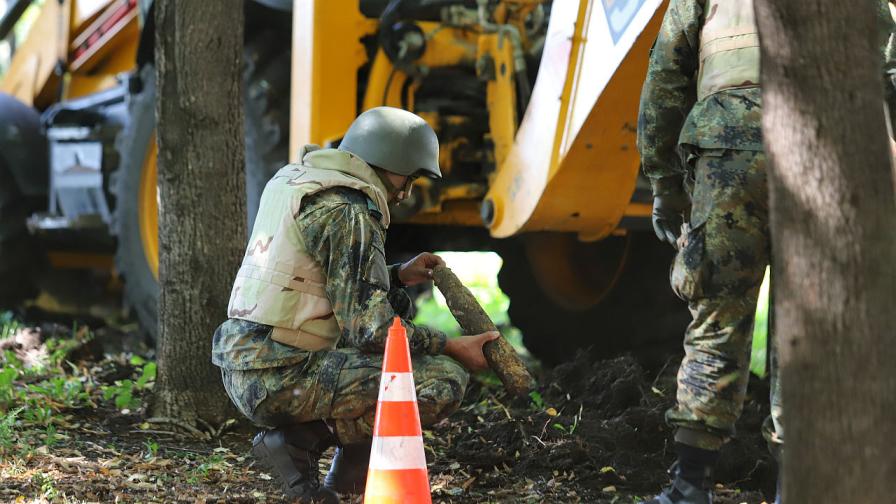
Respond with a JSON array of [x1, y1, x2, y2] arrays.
[[212, 107, 498, 503], [637, 1, 895, 504]]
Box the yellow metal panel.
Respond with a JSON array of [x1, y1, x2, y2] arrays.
[[68, 6, 139, 74], [66, 73, 119, 98], [527, 1, 667, 241], [290, 0, 376, 162], [480, 32, 517, 169], [416, 23, 478, 68], [560, 0, 665, 158], [64, 0, 140, 99], [1, 0, 71, 107], [361, 24, 476, 113], [485, 0, 667, 239], [47, 251, 115, 270], [482, 0, 582, 238], [408, 200, 483, 227]]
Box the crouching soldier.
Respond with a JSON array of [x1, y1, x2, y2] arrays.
[[212, 107, 498, 502]]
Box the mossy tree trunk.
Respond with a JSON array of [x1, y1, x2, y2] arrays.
[[152, 0, 245, 425], [755, 1, 896, 500]]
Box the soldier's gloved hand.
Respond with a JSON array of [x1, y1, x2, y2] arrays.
[[398, 252, 446, 286], [651, 176, 690, 247], [444, 332, 500, 372]]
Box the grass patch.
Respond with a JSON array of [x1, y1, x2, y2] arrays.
[[101, 355, 157, 411], [0, 347, 94, 458], [750, 267, 771, 378], [0, 313, 156, 459], [1, 310, 21, 340]]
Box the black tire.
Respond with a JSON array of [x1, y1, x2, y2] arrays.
[[0, 94, 48, 311], [113, 64, 160, 339], [497, 232, 690, 365], [0, 159, 43, 309], [113, 34, 292, 341], [244, 30, 292, 227]]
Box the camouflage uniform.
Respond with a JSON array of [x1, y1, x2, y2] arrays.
[[638, 0, 896, 452], [213, 182, 468, 445]]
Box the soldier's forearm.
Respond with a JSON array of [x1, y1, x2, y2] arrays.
[[388, 264, 405, 289]]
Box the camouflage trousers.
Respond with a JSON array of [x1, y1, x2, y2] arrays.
[[667, 148, 782, 453], [221, 347, 469, 444]]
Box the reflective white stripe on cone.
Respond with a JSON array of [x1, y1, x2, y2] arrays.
[[369, 436, 427, 470], [378, 372, 417, 402]]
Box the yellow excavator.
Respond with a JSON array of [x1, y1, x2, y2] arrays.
[[0, 0, 686, 363]]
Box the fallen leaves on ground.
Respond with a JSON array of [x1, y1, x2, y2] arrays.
[[0, 323, 774, 503]]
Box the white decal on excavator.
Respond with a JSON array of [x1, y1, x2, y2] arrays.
[[603, 0, 649, 43]]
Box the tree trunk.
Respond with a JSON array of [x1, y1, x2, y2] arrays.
[[152, 0, 245, 425], [755, 1, 896, 501]]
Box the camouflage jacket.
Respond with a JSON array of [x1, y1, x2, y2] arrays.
[[638, 0, 896, 187], [212, 187, 446, 371]]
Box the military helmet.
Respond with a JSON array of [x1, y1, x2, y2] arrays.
[[338, 106, 441, 179]]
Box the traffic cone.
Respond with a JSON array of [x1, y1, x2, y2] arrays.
[[363, 317, 432, 504]]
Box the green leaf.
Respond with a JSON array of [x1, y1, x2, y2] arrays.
[[0, 366, 17, 387], [114, 390, 133, 410], [136, 362, 157, 388], [528, 391, 544, 409], [750, 267, 771, 378]]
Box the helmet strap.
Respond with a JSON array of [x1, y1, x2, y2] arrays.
[[372, 168, 398, 193]]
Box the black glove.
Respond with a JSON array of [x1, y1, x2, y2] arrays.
[[650, 177, 690, 247], [387, 288, 416, 320]]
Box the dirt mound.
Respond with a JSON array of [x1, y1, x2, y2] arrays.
[[428, 353, 777, 503]]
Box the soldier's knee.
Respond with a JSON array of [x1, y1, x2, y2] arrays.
[[417, 381, 463, 423], [416, 359, 469, 422], [221, 369, 270, 425]]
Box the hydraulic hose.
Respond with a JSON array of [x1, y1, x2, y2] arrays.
[[476, 0, 531, 112]]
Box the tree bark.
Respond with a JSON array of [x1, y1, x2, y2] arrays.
[[152, 0, 245, 425], [432, 266, 534, 396], [754, 1, 896, 501]]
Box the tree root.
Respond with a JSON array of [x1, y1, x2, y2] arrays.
[[145, 416, 211, 440]]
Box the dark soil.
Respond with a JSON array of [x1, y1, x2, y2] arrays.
[[425, 352, 777, 503], [0, 322, 776, 503]]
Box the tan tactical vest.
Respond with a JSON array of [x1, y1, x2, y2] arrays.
[[227, 147, 391, 351], [697, 0, 761, 101]]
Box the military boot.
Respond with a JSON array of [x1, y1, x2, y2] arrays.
[[323, 441, 372, 495], [251, 422, 338, 503], [639, 443, 717, 504]]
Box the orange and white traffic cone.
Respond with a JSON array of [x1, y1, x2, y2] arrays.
[[363, 317, 432, 504]]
